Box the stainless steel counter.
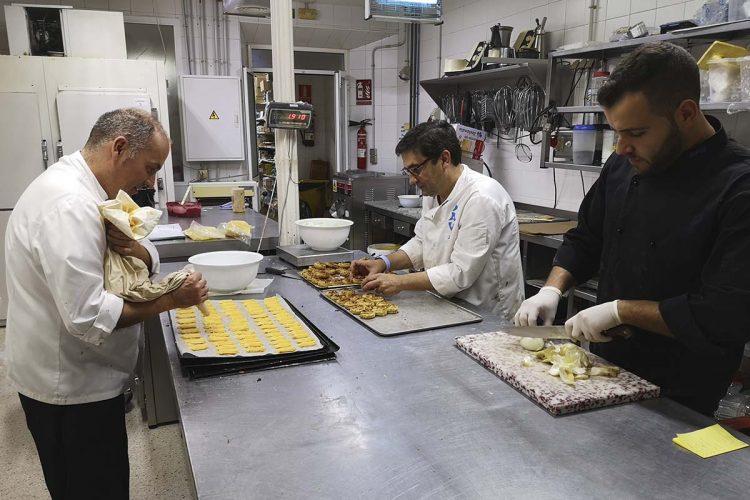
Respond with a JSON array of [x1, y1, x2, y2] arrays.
[[365, 199, 422, 225], [151, 206, 279, 260], [153, 258, 750, 500], [365, 200, 567, 249]]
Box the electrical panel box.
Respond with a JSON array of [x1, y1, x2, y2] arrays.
[[179, 75, 245, 162]]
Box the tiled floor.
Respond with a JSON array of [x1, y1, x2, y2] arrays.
[[0, 328, 195, 499]]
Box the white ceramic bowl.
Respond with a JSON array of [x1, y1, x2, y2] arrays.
[[188, 251, 263, 293], [295, 218, 353, 251], [398, 194, 422, 208]]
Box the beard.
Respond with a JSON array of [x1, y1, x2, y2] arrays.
[[628, 120, 684, 176]]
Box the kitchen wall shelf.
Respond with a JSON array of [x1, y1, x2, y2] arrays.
[[556, 102, 749, 113], [420, 59, 550, 114], [550, 20, 750, 59], [542, 20, 750, 174]]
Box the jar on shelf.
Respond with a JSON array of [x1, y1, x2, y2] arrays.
[[738, 56, 750, 102], [708, 58, 742, 103], [584, 71, 610, 107]]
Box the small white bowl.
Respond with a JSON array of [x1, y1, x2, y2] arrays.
[[188, 251, 263, 293], [398, 195, 422, 208], [295, 218, 353, 251]]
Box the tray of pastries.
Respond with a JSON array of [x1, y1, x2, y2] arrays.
[[321, 289, 482, 337], [322, 289, 399, 319], [168, 296, 340, 379], [299, 261, 364, 289]]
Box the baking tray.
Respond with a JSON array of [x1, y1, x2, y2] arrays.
[[172, 298, 339, 379], [321, 290, 482, 336]]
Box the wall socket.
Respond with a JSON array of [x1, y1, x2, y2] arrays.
[[198, 169, 209, 181], [370, 148, 378, 165]]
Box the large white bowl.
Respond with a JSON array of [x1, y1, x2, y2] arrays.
[[188, 251, 263, 293], [398, 194, 422, 208], [295, 218, 353, 251]]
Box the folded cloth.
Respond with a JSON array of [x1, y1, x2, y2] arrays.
[[99, 191, 187, 302], [99, 190, 162, 241]]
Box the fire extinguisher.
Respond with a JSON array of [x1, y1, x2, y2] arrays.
[[351, 119, 371, 170]]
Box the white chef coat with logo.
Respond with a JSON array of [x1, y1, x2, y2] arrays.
[[400, 166, 524, 320], [4, 151, 160, 405]]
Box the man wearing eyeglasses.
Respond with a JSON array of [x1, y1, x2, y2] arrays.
[[350, 121, 524, 320]]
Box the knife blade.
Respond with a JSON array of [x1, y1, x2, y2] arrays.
[[502, 325, 570, 339], [502, 325, 633, 340]]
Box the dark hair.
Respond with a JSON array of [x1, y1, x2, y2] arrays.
[[395, 120, 461, 165], [83, 108, 167, 158], [597, 42, 700, 115]]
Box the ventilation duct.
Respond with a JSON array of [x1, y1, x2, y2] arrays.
[[223, 0, 270, 18]]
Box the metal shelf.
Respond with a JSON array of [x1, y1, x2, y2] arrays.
[[549, 20, 750, 58], [544, 162, 604, 173], [557, 105, 602, 113], [557, 103, 748, 113], [419, 60, 549, 115]]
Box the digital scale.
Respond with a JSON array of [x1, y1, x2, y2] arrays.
[[276, 244, 354, 268], [265, 101, 313, 130]]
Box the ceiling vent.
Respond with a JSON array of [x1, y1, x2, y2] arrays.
[[223, 0, 271, 18]]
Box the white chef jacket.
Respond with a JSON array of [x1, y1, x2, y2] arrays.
[[4, 151, 160, 405], [400, 166, 524, 320]]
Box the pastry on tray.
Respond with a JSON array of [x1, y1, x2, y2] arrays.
[[299, 261, 364, 288], [323, 290, 399, 319]]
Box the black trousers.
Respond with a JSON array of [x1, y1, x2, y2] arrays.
[[19, 393, 129, 500]]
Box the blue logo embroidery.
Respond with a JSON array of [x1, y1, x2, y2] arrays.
[[448, 204, 458, 231]]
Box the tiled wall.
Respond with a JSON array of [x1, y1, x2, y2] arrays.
[[347, 32, 411, 173], [417, 0, 712, 212]]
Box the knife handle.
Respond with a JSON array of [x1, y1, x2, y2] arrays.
[[604, 325, 633, 339]]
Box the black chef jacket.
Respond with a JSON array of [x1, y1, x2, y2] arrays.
[[553, 116, 750, 416]]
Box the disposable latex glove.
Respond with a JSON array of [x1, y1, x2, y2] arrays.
[[513, 286, 562, 326], [565, 300, 621, 343]]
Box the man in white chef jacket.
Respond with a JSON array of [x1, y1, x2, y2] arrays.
[[4, 108, 208, 499], [351, 120, 524, 320]]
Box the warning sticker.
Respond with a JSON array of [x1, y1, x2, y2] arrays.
[[209, 110, 219, 120]]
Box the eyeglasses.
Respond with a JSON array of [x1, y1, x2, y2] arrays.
[[401, 157, 432, 177]]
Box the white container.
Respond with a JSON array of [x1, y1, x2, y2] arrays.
[[601, 129, 617, 165], [397, 195, 422, 208], [739, 56, 750, 102], [295, 218, 353, 251], [188, 251, 263, 293], [708, 58, 741, 103], [729, 0, 750, 21], [572, 125, 598, 165]]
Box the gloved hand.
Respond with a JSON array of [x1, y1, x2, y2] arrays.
[[514, 286, 562, 326], [565, 300, 621, 343]]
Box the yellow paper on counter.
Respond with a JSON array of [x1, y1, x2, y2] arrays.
[[672, 424, 749, 459]]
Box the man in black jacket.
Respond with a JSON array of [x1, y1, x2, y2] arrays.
[[514, 42, 750, 416]]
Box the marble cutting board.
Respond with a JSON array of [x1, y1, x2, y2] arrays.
[[456, 331, 660, 416]]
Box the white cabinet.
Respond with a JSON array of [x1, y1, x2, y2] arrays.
[[61, 10, 127, 59], [179, 76, 246, 162], [4, 5, 126, 59]]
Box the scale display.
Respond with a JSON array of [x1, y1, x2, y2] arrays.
[[265, 102, 313, 130]]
